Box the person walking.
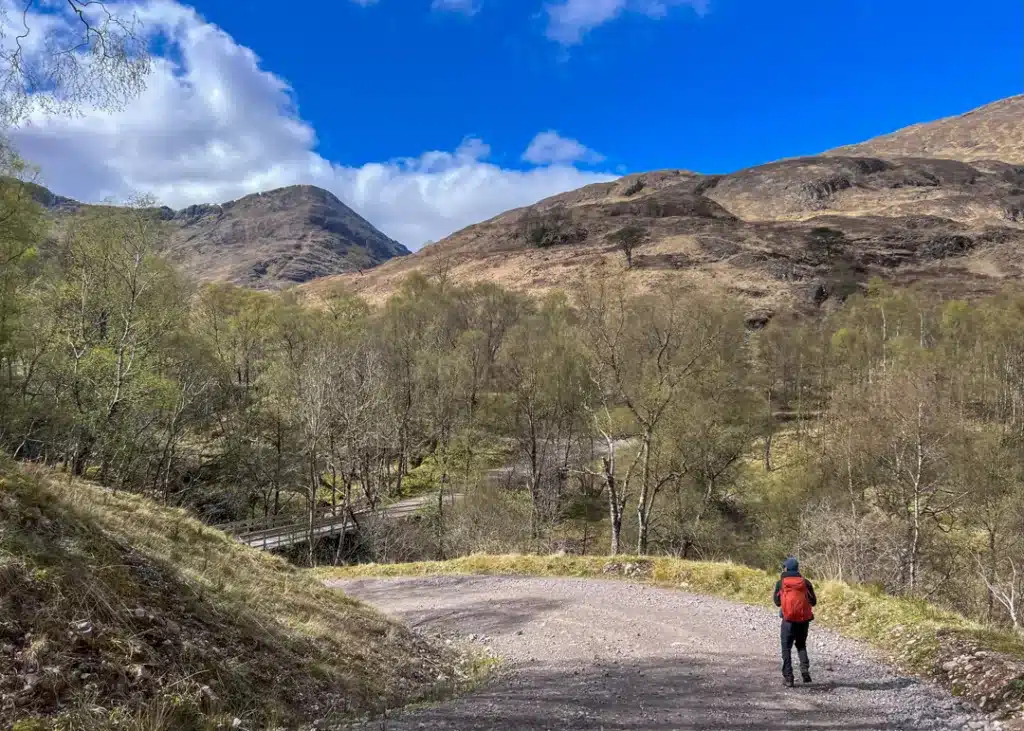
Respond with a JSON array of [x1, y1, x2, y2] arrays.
[[773, 556, 817, 687]]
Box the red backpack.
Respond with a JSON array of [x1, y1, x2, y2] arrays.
[[780, 576, 814, 622]]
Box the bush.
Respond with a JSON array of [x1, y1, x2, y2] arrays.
[[515, 208, 588, 249], [621, 178, 646, 197]]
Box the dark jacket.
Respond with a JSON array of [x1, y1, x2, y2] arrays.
[[773, 568, 817, 621]]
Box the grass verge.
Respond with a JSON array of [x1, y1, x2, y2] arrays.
[[0, 458, 466, 731], [320, 554, 1024, 718]]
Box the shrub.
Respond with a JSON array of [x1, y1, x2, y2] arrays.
[[515, 208, 588, 249]]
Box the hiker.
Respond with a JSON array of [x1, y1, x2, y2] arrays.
[[773, 556, 817, 687]]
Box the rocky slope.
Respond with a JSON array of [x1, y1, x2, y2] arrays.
[[35, 184, 410, 289], [303, 96, 1024, 320]]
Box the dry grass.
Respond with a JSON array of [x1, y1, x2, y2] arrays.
[[301, 238, 798, 315], [827, 94, 1024, 165], [0, 458, 463, 730]]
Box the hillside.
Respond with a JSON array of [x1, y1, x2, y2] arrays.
[[0, 458, 459, 730], [36, 184, 410, 289], [827, 95, 1024, 164], [303, 96, 1024, 319]]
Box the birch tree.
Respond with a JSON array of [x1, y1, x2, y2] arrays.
[[578, 274, 734, 555]]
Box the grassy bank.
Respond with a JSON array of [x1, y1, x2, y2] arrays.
[[321, 554, 1024, 716], [0, 459, 464, 731]]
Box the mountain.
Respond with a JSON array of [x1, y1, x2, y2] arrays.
[[826, 95, 1024, 164], [36, 184, 410, 289], [303, 96, 1024, 321]]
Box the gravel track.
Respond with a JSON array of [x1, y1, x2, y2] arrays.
[[329, 575, 1002, 730]]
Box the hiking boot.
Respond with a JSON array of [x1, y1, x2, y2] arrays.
[[801, 671, 812, 684], [783, 677, 794, 688]]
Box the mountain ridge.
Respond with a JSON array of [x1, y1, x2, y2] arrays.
[[301, 95, 1024, 320], [34, 183, 410, 289], [825, 94, 1024, 164]]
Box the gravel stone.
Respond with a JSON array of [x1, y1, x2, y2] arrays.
[[330, 575, 1006, 730]]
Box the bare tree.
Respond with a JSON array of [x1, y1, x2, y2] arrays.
[[499, 299, 590, 540], [578, 274, 732, 555], [0, 0, 151, 126], [976, 553, 1024, 633]]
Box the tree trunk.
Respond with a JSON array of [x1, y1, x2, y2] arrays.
[[307, 454, 318, 568], [987, 528, 997, 622], [333, 476, 353, 566], [602, 456, 623, 556], [436, 484, 445, 560], [636, 433, 653, 555]]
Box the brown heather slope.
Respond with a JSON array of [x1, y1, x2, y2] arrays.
[[33, 184, 410, 290], [827, 95, 1024, 164], [302, 96, 1024, 319]]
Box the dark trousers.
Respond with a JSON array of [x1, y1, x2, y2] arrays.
[[780, 620, 810, 680]]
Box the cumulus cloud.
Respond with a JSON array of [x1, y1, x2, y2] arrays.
[[8, 0, 615, 249], [545, 0, 708, 45], [523, 130, 604, 165]]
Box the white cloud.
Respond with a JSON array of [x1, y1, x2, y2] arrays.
[[8, 0, 615, 249], [545, 0, 707, 45], [523, 130, 604, 165]]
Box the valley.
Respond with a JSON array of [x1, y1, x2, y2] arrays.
[[3, 8, 1024, 725]]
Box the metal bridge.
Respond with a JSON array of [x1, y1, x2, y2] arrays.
[[216, 494, 437, 551]]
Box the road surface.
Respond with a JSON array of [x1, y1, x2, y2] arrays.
[[330, 575, 1003, 731]]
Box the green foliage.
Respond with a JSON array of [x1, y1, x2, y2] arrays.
[[607, 224, 647, 268], [403, 454, 444, 497], [9, 162, 1024, 646]]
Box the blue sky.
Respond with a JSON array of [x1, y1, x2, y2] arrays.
[[186, 0, 1023, 173], [12, 0, 1023, 248]]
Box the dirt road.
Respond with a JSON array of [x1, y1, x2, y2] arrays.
[[331, 576, 1002, 730]]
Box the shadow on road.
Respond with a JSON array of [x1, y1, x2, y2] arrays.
[[337, 577, 567, 636], [335, 576, 956, 730], [356, 654, 912, 730], [806, 677, 917, 693]]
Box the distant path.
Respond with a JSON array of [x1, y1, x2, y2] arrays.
[[330, 576, 1001, 731]]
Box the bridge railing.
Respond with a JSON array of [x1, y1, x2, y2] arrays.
[[235, 496, 435, 550], [214, 501, 376, 537], [214, 512, 298, 535]]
